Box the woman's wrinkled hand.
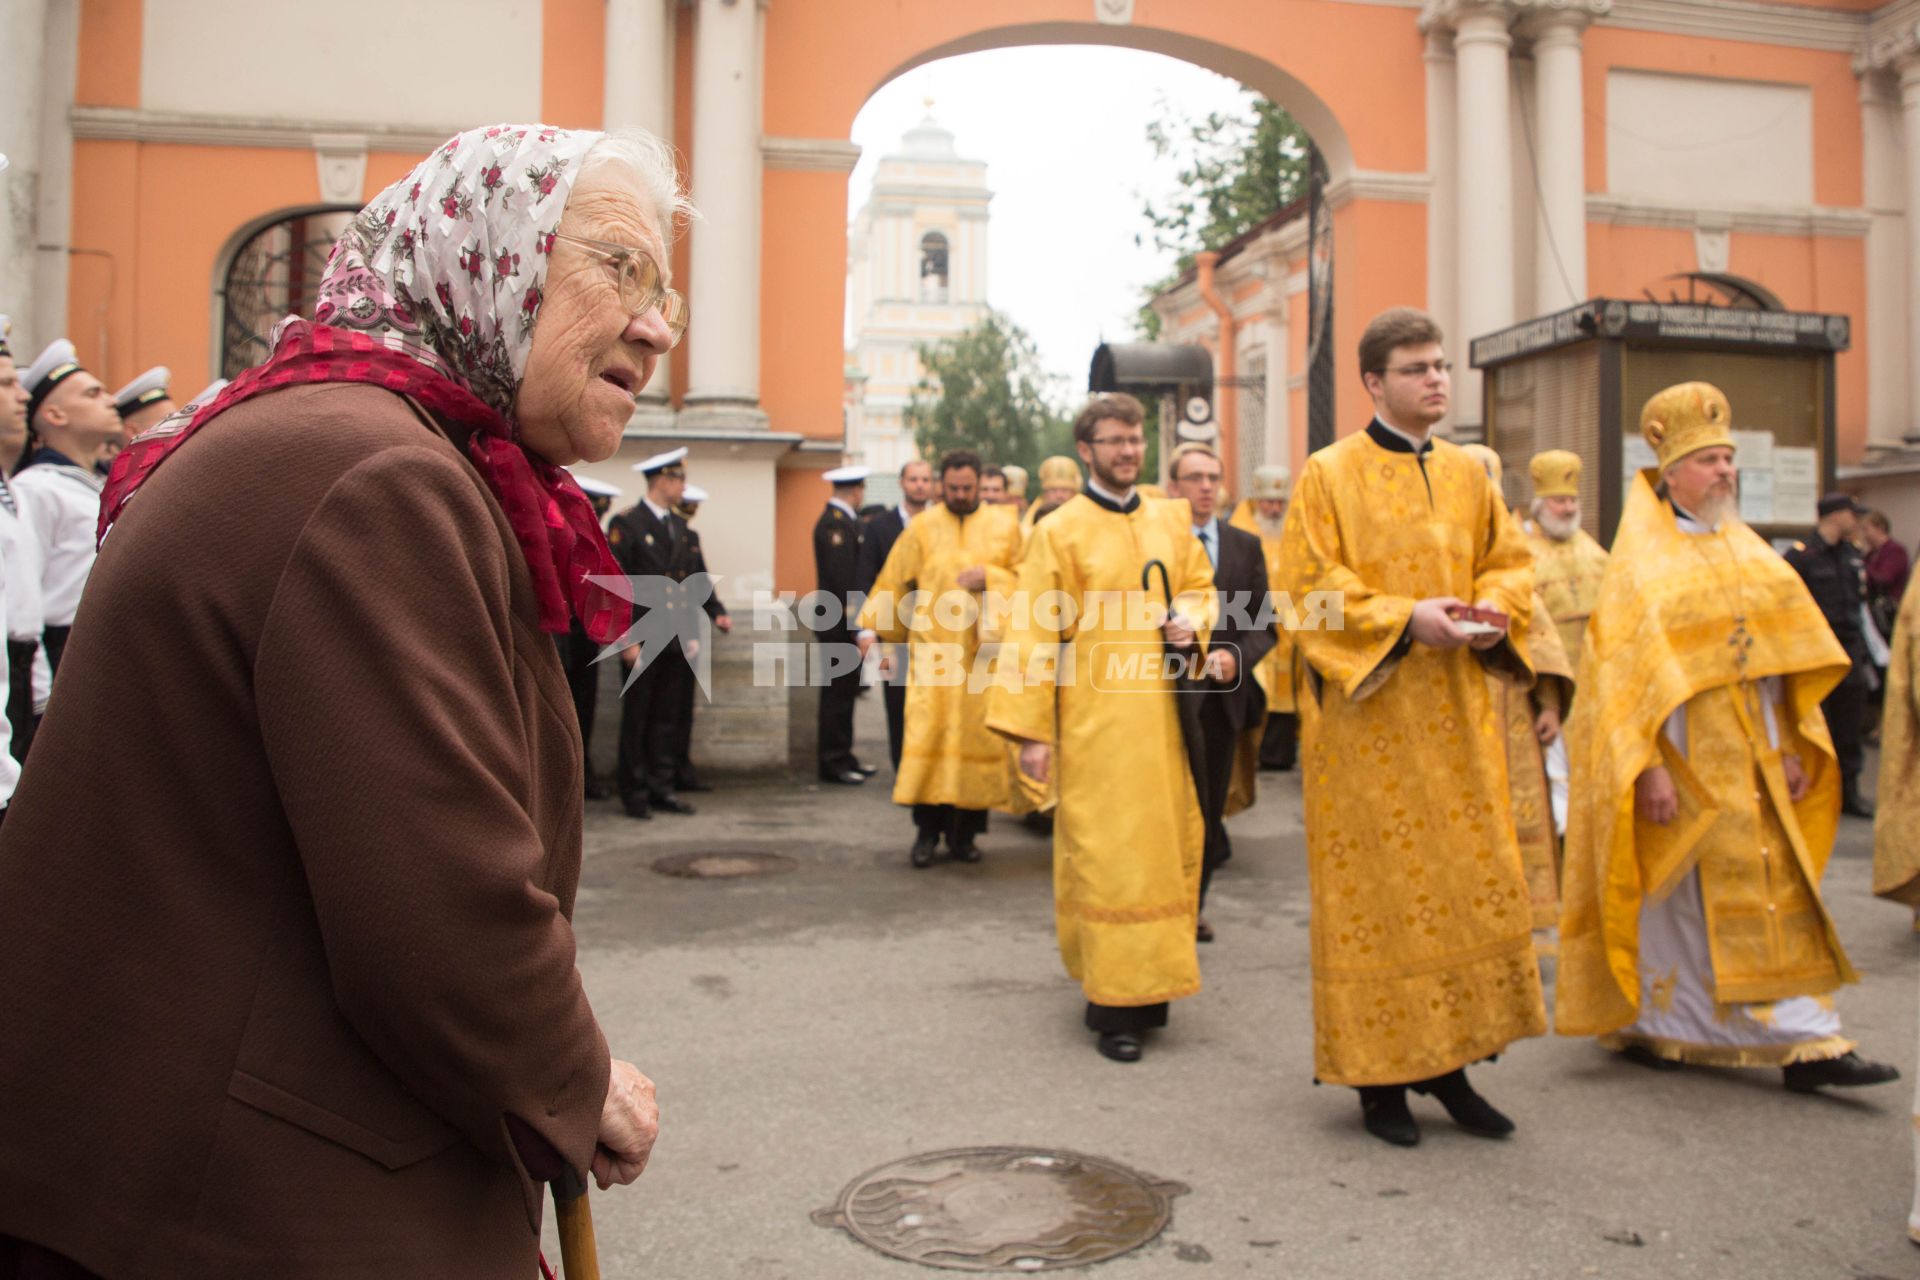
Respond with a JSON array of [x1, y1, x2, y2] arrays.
[[593, 1059, 658, 1189]]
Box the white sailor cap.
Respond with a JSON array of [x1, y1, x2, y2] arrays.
[[682, 483, 709, 504], [0, 315, 13, 361], [24, 339, 84, 423], [112, 366, 173, 416], [823, 464, 870, 486], [632, 446, 689, 475], [183, 378, 229, 409], [568, 470, 624, 499]]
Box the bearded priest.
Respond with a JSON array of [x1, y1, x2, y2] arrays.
[[1278, 308, 1546, 1147], [1556, 381, 1898, 1093], [988, 392, 1214, 1065]]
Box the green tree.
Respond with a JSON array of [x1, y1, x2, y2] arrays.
[[1135, 91, 1311, 338], [906, 311, 1075, 476]]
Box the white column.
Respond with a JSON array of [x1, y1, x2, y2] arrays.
[[1528, 8, 1590, 311], [1453, 0, 1517, 429], [1862, 68, 1908, 444], [0, 0, 48, 349], [1423, 29, 1459, 417], [682, 0, 768, 431], [1898, 57, 1920, 439], [1263, 270, 1292, 473], [605, 0, 677, 426]]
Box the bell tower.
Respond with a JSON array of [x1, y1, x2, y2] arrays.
[[846, 106, 993, 503]]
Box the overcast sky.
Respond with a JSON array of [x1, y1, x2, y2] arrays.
[[848, 46, 1252, 401]]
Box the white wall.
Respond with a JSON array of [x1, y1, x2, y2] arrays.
[[1606, 69, 1812, 209], [142, 0, 541, 125]]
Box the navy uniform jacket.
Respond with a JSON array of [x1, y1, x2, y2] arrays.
[[1783, 530, 1870, 667], [813, 503, 865, 636]]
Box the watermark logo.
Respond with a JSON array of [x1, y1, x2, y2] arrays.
[[590, 578, 1341, 695]]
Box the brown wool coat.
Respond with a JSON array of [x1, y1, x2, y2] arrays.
[[0, 384, 612, 1278]]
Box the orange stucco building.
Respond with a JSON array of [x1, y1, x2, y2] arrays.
[[4, 0, 1920, 763]]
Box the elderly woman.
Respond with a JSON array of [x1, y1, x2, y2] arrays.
[[0, 125, 681, 1277]]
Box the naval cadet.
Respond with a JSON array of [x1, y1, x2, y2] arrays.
[[562, 471, 623, 800], [1784, 493, 1877, 817], [815, 464, 874, 785], [666, 481, 730, 793], [608, 447, 702, 820], [15, 340, 119, 679]]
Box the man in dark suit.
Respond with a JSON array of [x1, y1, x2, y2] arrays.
[[815, 465, 875, 785], [858, 458, 935, 771], [1166, 442, 1277, 942], [559, 472, 623, 799], [608, 447, 704, 820], [666, 482, 730, 791]]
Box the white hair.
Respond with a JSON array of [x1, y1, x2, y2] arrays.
[[580, 128, 698, 239]]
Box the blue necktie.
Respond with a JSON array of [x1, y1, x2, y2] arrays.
[[1199, 527, 1215, 568]]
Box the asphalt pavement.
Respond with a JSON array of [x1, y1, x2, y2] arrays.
[[545, 696, 1918, 1279]]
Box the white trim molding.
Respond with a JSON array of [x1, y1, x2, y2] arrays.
[[1324, 169, 1432, 208], [71, 106, 455, 153], [1608, 0, 1860, 53], [760, 136, 863, 173], [1586, 192, 1871, 237]]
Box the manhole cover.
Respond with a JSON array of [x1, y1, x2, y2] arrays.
[[812, 1146, 1188, 1272], [650, 849, 797, 879]]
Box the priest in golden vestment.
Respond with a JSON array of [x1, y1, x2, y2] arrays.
[[1873, 578, 1920, 917], [1278, 308, 1545, 1147], [857, 449, 1022, 867], [1521, 449, 1609, 839], [1461, 445, 1576, 941], [1869, 580, 1920, 1242], [1230, 465, 1301, 774], [988, 392, 1214, 1064], [1557, 381, 1899, 1093]]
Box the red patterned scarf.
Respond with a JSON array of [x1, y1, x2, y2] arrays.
[[98, 320, 628, 644]]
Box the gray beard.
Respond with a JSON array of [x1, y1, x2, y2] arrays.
[[1693, 490, 1736, 528], [1256, 514, 1286, 540], [1533, 506, 1580, 541]]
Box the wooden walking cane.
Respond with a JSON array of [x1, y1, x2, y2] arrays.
[[553, 1164, 603, 1280]]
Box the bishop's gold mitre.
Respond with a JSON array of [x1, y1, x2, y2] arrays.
[[1038, 455, 1082, 490], [1529, 449, 1581, 498], [1640, 381, 1735, 470], [1249, 464, 1291, 501]]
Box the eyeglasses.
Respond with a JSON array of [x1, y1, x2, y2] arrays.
[[1374, 360, 1453, 379], [551, 232, 689, 345], [1088, 435, 1147, 450]]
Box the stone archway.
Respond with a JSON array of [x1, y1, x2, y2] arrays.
[[756, 2, 1429, 534], [210, 203, 358, 379]]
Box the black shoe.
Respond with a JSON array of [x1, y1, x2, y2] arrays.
[[584, 778, 613, 801], [1195, 917, 1215, 944], [1411, 1069, 1515, 1137], [1784, 1051, 1902, 1093], [675, 777, 714, 794], [1843, 784, 1876, 819], [1358, 1086, 1420, 1147], [910, 834, 938, 868], [651, 795, 697, 816], [621, 800, 651, 820], [1096, 1032, 1143, 1063], [952, 842, 982, 863], [853, 762, 881, 777], [819, 770, 867, 786], [1617, 1044, 1683, 1072]]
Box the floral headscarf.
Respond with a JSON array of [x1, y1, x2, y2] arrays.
[[100, 124, 631, 643], [316, 123, 593, 412]]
